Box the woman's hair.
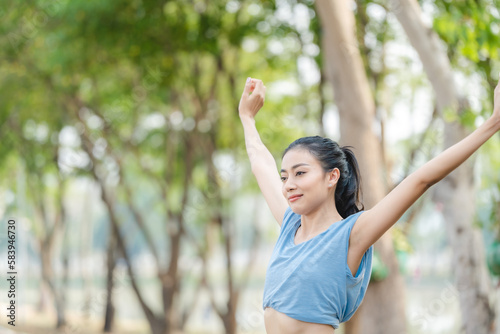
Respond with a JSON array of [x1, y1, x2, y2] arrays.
[[282, 136, 363, 217]]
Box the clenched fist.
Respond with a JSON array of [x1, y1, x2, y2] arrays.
[[238, 77, 267, 120]]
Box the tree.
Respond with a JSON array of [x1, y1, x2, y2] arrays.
[[313, 1, 407, 333], [388, 0, 496, 332], [0, 1, 309, 333]]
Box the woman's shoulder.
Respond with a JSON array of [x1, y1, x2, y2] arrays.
[[343, 210, 365, 224]]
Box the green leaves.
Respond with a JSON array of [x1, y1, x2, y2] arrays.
[[433, 0, 500, 63]]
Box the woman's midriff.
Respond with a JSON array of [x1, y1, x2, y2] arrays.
[[264, 307, 335, 334]]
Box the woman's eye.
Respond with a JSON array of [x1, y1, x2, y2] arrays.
[[281, 172, 304, 181]]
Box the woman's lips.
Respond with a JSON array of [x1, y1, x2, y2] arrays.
[[289, 195, 303, 202]]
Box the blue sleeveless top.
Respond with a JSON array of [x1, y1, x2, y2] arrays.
[[263, 206, 373, 329]]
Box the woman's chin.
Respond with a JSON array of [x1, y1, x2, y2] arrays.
[[289, 203, 305, 215]]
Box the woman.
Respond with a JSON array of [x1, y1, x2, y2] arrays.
[[238, 76, 500, 333]]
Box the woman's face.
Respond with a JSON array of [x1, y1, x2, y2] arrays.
[[280, 149, 338, 215]]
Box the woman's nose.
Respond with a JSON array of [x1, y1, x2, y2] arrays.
[[284, 179, 296, 191]]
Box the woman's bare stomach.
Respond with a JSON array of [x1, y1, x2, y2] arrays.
[[264, 307, 335, 334]]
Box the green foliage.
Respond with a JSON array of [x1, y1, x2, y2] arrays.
[[433, 0, 500, 62], [432, 0, 500, 232], [486, 240, 500, 276], [370, 250, 389, 282], [0, 0, 322, 273]]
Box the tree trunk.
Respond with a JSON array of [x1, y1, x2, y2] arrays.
[[195, 131, 262, 334], [40, 242, 66, 328], [104, 228, 117, 332], [434, 123, 494, 334], [61, 229, 70, 330], [79, 130, 167, 334], [36, 175, 67, 330], [75, 100, 190, 334], [81, 180, 94, 330], [390, 0, 495, 332], [314, 1, 407, 333], [220, 213, 238, 334]]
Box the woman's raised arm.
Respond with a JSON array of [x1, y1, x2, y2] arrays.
[[239, 78, 288, 226], [350, 76, 500, 256]]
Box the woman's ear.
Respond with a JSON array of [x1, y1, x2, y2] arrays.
[[328, 168, 340, 185]]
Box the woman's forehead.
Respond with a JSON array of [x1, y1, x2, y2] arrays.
[[281, 149, 318, 169]]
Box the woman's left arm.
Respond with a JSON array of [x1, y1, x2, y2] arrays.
[[350, 77, 500, 255]]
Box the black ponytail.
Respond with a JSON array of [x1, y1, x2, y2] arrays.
[[282, 136, 363, 218], [335, 146, 363, 217]]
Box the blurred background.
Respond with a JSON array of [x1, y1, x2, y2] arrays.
[[0, 0, 500, 333]]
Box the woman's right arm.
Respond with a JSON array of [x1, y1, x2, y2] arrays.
[[239, 78, 288, 226]]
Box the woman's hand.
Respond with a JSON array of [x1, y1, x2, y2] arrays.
[[238, 77, 266, 120]]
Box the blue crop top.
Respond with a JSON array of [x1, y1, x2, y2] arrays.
[[263, 206, 373, 329]]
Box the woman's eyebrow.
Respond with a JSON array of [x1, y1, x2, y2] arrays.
[[280, 163, 310, 173]]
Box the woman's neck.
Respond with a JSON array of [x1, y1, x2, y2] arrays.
[[299, 203, 343, 235]]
